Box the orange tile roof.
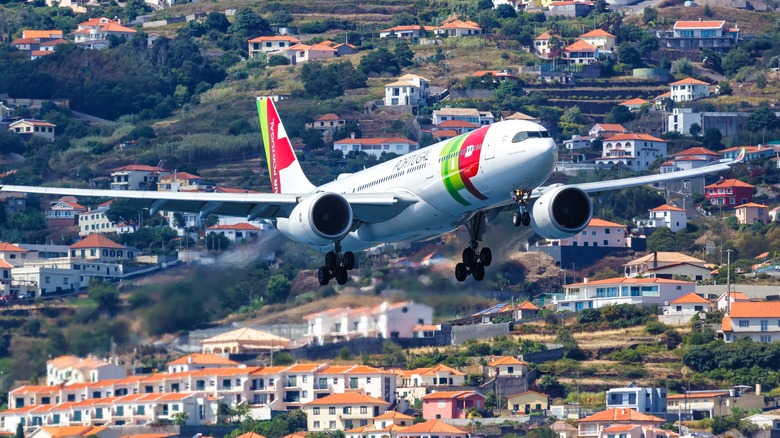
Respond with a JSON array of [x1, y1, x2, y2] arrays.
[[674, 20, 725, 29], [422, 390, 483, 400], [113, 164, 167, 172], [41, 426, 107, 438], [420, 364, 465, 376], [588, 218, 624, 228], [735, 202, 767, 209], [517, 300, 540, 310], [620, 98, 649, 106], [650, 204, 685, 212], [602, 424, 640, 433], [23, 30, 63, 39], [729, 301, 780, 318], [488, 356, 527, 367], [535, 31, 551, 40], [674, 147, 720, 157], [249, 366, 287, 375], [437, 20, 480, 30], [628, 252, 706, 265], [303, 392, 389, 405], [593, 123, 625, 132], [705, 178, 755, 189], [192, 366, 260, 377], [722, 315, 732, 331], [604, 133, 665, 142], [434, 129, 459, 138], [0, 243, 29, 253], [70, 234, 124, 249], [168, 353, 240, 366], [670, 292, 710, 304], [580, 408, 665, 423], [436, 120, 480, 128], [667, 391, 729, 399], [11, 38, 38, 45], [247, 35, 300, 43], [346, 365, 390, 375], [669, 78, 709, 86], [380, 25, 426, 33], [581, 29, 614, 38], [565, 39, 597, 52], [235, 433, 267, 438], [283, 363, 325, 373], [400, 419, 467, 434], [567, 277, 693, 288], [374, 411, 415, 420], [412, 324, 439, 332], [160, 171, 201, 181], [206, 223, 261, 231], [48, 354, 81, 368]]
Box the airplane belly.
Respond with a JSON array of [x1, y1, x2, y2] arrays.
[[347, 199, 461, 248]]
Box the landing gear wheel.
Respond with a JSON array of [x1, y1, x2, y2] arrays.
[[325, 251, 338, 270], [513, 211, 522, 227], [455, 263, 468, 282], [462, 247, 476, 268], [318, 267, 330, 286], [334, 267, 348, 285], [522, 211, 531, 226], [480, 248, 492, 267], [343, 251, 355, 270], [473, 263, 485, 281]]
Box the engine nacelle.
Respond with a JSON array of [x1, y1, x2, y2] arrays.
[[530, 185, 592, 239], [277, 192, 353, 247]]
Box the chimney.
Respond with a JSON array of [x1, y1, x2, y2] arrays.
[[757, 383, 762, 395], [583, 277, 588, 284], [350, 132, 355, 139], [653, 252, 658, 270], [188, 355, 193, 364]]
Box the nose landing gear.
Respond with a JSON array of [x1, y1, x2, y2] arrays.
[[455, 212, 492, 282], [511, 189, 532, 227], [318, 241, 355, 286]]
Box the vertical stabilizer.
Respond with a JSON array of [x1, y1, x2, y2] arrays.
[[257, 97, 316, 194]]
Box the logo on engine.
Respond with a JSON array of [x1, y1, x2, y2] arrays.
[[440, 126, 489, 206]]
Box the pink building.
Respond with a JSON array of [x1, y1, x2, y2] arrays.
[[735, 202, 768, 225], [422, 390, 485, 419]]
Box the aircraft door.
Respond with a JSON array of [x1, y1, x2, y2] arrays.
[[483, 141, 495, 160]]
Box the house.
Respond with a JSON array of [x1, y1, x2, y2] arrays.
[[580, 29, 616, 50], [716, 291, 750, 312], [705, 178, 755, 207], [554, 277, 695, 312], [547, 1, 595, 17], [734, 202, 768, 225], [619, 98, 650, 111], [635, 204, 687, 233], [596, 133, 667, 171], [665, 107, 751, 137], [302, 392, 390, 431], [514, 301, 540, 320], [623, 252, 711, 281], [333, 136, 418, 158], [563, 39, 598, 64], [671, 147, 721, 167], [205, 223, 263, 242], [34, 39, 68, 59], [69, 234, 130, 262], [47, 196, 86, 227], [663, 292, 712, 316], [721, 145, 776, 162], [487, 356, 528, 378], [247, 36, 301, 58], [333, 43, 358, 56], [0, 192, 27, 216], [667, 388, 771, 418], [432, 108, 494, 126], [589, 123, 626, 137], [280, 42, 337, 65], [74, 18, 137, 46], [46, 355, 126, 386], [305, 113, 347, 137], [9, 119, 56, 142], [379, 25, 429, 39], [396, 419, 469, 438], [421, 391, 485, 419], [345, 411, 415, 438], [606, 384, 667, 415], [384, 74, 430, 108], [110, 165, 171, 191], [598, 425, 678, 438], [79, 201, 120, 237], [507, 390, 549, 414], [10, 37, 40, 53], [432, 120, 480, 135], [658, 20, 739, 52], [200, 327, 290, 354], [433, 20, 482, 37], [721, 301, 780, 343], [669, 78, 709, 102], [564, 135, 595, 151], [157, 172, 208, 192], [547, 218, 627, 248], [304, 301, 433, 345], [742, 414, 780, 431], [577, 408, 665, 437], [394, 364, 465, 402], [0, 243, 30, 268], [166, 353, 240, 373], [533, 31, 553, 57], [22, 30, 64, 40], [551, 420, 579, 436]]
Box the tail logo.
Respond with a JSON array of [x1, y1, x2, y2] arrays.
[[258, 99, 296, 194], [440, 126, 489, 206]]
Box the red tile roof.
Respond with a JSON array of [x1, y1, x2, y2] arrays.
[[650, 204, 685, 212], [565, 39, 597, 52], [247, 36, 300, 43], [0, 243, 28, 252], [400, 419, 467, 434], [70, 234, 125, 249], [674, 147, 720, 157], [670, 292, 710, 304], [588, 218, 625, 228], [580, 408, 665, 423], [620, 98, 650, 106], [303, 392, 389, 405], [674, 20, 725, 29], [604, 133, 665, 142], [581, 29, 614, 38], [567, 277, 693, 287], [488, 356, 527, 366], [517, 300, 540, 310], [534, 31, 551, 40], [669, 78, 709, 86], [436, 120, 480, 128], [705, 178, 755, 189], [729, 301, 780, 318], [592, 123, 625, 132], [422, 390, 484, 400], [168, 353, 239, 366]]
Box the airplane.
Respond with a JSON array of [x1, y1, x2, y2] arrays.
[[1, 98, 744, 286]]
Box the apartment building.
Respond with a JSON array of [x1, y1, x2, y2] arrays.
[[302, 393, 390, 432], [555, 277, 695, 312], [722, 301, 780, 343]]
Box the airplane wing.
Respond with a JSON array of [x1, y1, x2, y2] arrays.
[[0, 185, 418, 223]]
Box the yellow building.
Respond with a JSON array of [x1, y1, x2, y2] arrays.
[[506, 390, 549, 414]]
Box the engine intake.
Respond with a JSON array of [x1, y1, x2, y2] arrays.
[[530, 185, 592, 239], [277, 192, 353, 247]]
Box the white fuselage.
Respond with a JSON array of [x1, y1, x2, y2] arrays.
[[286, 120, 557, 251]]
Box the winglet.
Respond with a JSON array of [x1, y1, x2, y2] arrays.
[[256, 97, 315, 194], [734, 147, 746, 163]]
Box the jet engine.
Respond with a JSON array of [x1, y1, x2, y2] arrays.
[[530, 185, 592, 239], [277, 192, 353, 247]]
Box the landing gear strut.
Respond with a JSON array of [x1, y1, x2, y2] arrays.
[[455, 212, 492, 282], [511, 189, 531, 227], [318, 241, 355, 286]]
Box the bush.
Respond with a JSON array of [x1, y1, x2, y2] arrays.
[[610, 348, 643, 364], [645, 319, 669, 335]]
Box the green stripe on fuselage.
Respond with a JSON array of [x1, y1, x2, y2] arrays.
[[439, 134, 470, 206]]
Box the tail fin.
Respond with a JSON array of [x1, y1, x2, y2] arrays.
[[257, 97, 315, 194]]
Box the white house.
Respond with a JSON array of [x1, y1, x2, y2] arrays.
[[433, 20, 482, 37], [722, 301, 780, 343], [742, 414, 780, 432], [554, 277, 695, 312], [379, 25, 430, 39], [110, 164, 171, 191], [78, 201, 121, 236], [589, 123, 626, 137], [533, 32, 552, 57], [580, 29, 616, 50], [384, 74, 430, 107], [394, 364, 466, 402], [486, 356, 528, 378], [302, 392, 390, 432], [623, 252, 711, 281], [74, 18, 136, 45], [205, 223, 263, 242], [432, 108, 494, 126], [596, 133, 667, 171], [663, 292, 712, 316], [669, 78, 710, 102], [716, 291, 751, 312], [547, 218, 627, 248], [46, 355, 125, 386], [9, 119, 56, 142], [606, 384, 667, 414], [333, 136, 418, 158], [640, 204, 687, 233], [247, 35, 301, 58]]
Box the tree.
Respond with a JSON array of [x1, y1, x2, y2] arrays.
[[747, 102, 779, 131], [756, 74, 767, 90], [495, 80, 523, 104], [638, 33, 659, 56], [171, 411, 189, 425], [537, 374, 566, 398], [206, 11, 230, 32], [717, 80, 732, 95], [617, 42, 641, 68], [721, 48, 752, 77], [702, 48, 722, 73], [267, 54, 289, 66], [265, 274, 291, 303], [14, 422, 23, 438], [478, 0, 494, 9], [672, 58, 694, 75], [702, 128, 723, 150], [647, 227, 675, 252], [689, 122, 702, 137], [604, 105, 633, 124], [301, 129, 325, 150], [359, 47, 400, 75], [228, 6, 271, 37], [88, 280, 121, 315], [642, 6, 657, 24], [561, 106, 585, 125], [392, 11, 417, 25], [393, 41, 414, 67]]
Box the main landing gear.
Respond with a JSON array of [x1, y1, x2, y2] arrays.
[[318, 241, 355, 286], [455, 212, 492, 282], [511, 189, 532, 227]]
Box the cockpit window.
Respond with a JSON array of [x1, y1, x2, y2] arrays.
[[512, 131, 550, 142]]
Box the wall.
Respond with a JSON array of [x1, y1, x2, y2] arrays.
[[289, 336, 449, 361], [451, 323, 510, 345], [696, 285, 780, 300]]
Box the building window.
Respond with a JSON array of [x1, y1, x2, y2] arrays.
[[329, 407, 336, 415], [739, 320, 750, 328], [313, 407, 320, 415]]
